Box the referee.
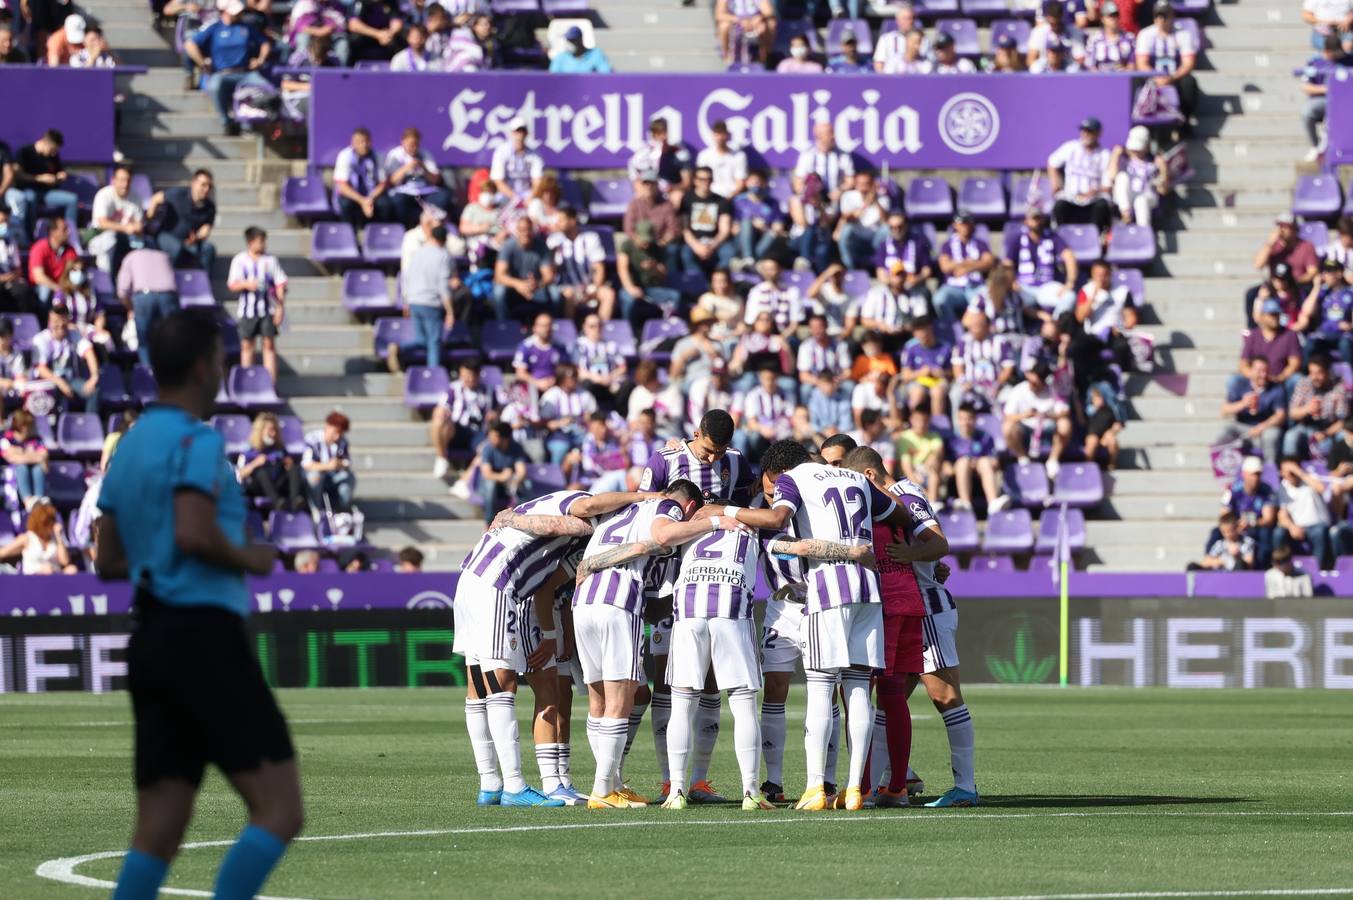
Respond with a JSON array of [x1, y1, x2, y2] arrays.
[[97, 310, 303, 900]]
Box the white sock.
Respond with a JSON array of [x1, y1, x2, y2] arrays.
[[651, 692, 672, 782], [558, 742, 573, 789], [803, 672, 835, 789], [585, 715, 601, 781], [870, 710, 890, 791], [590, 717, 628, 799], [465, 698, 502, 792], [666, 689, 699, 796], [690, 692, 721, 784], [942, 704, 976, 793], [619, 700, 648, 783], [825, 698, 841, 785], [760, 701, 786, 787], [842, 672, 874, 794], [485, 692, 526, 794], [729, 688, 761, 796], [535, 742, 561, 793]]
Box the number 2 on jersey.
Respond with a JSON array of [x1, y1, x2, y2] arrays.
[[691, 530, 751, 563], [599, 504, 640, 544]]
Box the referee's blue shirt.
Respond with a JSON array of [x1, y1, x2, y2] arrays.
[[98, 404, 251, 617]]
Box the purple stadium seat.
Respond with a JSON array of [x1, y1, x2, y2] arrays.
[[482, 321, 526, 365], [552, 318, 579, 348], [1333, 361, 1353, 390], [281, 176, 332, 221], [279, 415, 306, 456], [542, 0, 588, 15], [56, 413, 104, 458], [766, 175, 794, 213], [524, 462, 567, 498], [130, 365, 158, 406], [905, 177, 954, 221], [727, 63, 764, 73], [967, 554, 1016, 573], [958, 177, 1006, 220], [268, 510, 321, 552], [982, 508, 1034, 554], [174, 269, 216, 308], [1, 313, 39, 352], [1009, 172, 1053, 218], [1345, 181, 1353, 216], [588, 179, 634, 222], [211, 413, 252, 456], [936, 19, 981, 56], [492, 0, 539, 13], [404, 366, 450, 408], [1172, 0, 1210, 16], [1006, 461, 1050, 507], [228, 365, 283, 410], [962, 0, 1010, 17], [773, 18, 823, 55], [373, 317, 416, 361], [311, 222, 362, 268], [1057, 225, 1102, 263], [46, 460, 88, 509], [938, 508, 979, 554], [90, 268, 116, 306], [1104, 224, 1157, 267], [1300, 220, 1329, 249], [1053, 463, 1105, 508], [640, 318, 689, 364], [1035, 507, 1087, 554], [97, 367, 132, 411], [841, 269, 872, 299], [362, 223, 405, 267], [1292, 174, 1343, 220], [989, 18, 1031, 52], [480, 365, 504, 389], [131, 174, 154, 207], [1175, 17, 1203, 50], [353, 60, 390, 70], [782, 270, 815, 297], [668, 270, 710, 297], [977, 411, 1006, 452], [1113, 267, 1145, 304], [916, 0, 960, 16], [444, 320, 474, 348], [342, 269, 397, 316], [583, 224, 617, 262], [827, 18, 873, 55], [603, 320, 638, 357]]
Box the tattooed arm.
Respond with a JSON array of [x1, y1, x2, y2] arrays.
[[569, 491, 658, 519], [575, 539, 666, 585], [490, 510, 596, 538], [768, 538, 877, 571]]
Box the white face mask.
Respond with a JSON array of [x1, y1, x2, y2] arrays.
[[479, 192, 497, 207], [69, 269, 86, 286], [790, 45, 808, 59]]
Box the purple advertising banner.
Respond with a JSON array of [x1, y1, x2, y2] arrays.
[[1328, 72, 1353, 165], [308, 71, 1134, 171], [0, 67, 117, 162]]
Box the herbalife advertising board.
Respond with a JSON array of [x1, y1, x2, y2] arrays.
[[2, 598, 1351, 692]]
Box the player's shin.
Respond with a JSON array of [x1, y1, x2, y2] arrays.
[[666, 687, 700, 797], [841, 670, 875, 804], [651, 687, 672, 785], [485, 689, 528, 794], [877, 675, 913, 794], [759, 699, 786, 787], [868, 709, 890, 792], [690, 691, 722, 784], [941, 702, 976, 793], [824, 698, 842, 787], [803, 672, 835, 789], [465, 697, 503, 794], [729, 687, 761, 796]]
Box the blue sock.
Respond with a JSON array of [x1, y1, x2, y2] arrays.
[[112, 849, 169, 900], [212, 825, 288, 900]]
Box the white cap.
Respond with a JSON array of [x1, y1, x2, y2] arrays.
[[507, 116, 529, 132], [1126, 126, 1150, 153], [224, 0, 246, 15], [1241, 456, 1264, 475], [64, 14, 86, 43]]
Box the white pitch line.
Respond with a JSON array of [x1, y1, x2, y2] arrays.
[[36, 811, 1353, 899]]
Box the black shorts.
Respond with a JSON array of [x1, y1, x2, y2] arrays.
[[238, 316, 278, 340], [127, 596, 294, 788]]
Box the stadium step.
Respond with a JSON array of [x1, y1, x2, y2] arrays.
[[281, 302, 356, 326], [1104, 469, 1222, 495], [277, 373, 402, 398], [276, 326, 374, 352], [287, 396, 423, 423], [602, 48, 727, 72], [121, 111, 233, 139], [120, 135, 262, 162], [1105, 493, 1224, 521]]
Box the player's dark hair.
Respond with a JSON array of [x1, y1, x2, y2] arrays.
[[760, 438, 812, 477], [148, 309, 221, 390], [665, 478, 705, 509], [821, 433, 858, 454], [842, 445, 886, 475], [699, 409, 736, 447]]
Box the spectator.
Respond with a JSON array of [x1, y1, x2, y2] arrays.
[[1084, 2, 1135, 70], [1301, 0, 1352, 50], [46, 13, 85, 66], [286, 0, 351, 66], [736, 365, 793, 460], [383, 127, 452, 230], [526, 174, 565, 234], [549, 24, 612, 73], [1189, 510, 1256, 572], [1260, 262, 1305, 325], [933, 212, 996, 331], [1005, 207, 1078, 316], [777, 33, 822, 73], [695, 268, 744, 341], [446, 12, 500, 72], [1236, 298, 1303, 396], [861, 261, 923, 346], [146, 169, 217, 273], [696, 120, 748, 201], [671, 306, 726, 389], [1048, 117, 1113, 233], [1300, 34, 1353, 160], [922, 31, 976, 73], [1223, 454, 1278, 566], [835, 171, 890, 271], [9, 129, 79, 248], [0, 208, 36, 315], [458, 178, 507, 265], [431, 357, 499, 480], [715, 0, 776, 64], [788, 171, 833, 273], [806, 368, 853, 437], [71, 24, 116, 68], [827, 32, 872, 74], [872, 3, 928, 73], [303, 411, 355, 514], [0, 318, 25, 394], [0, 23, 30, 63], [947, 402, 1008, 512], [896, 401, 945, 504], [575, 312, 627, 402], [237, 412, 306, 512], [1285, 352, 1349, 459], [1028, 0, 1086, 71], [1076, 259, 1138, 347], [851, 331, 899, 386], [971, 265, 1035, 340], [396, 545, 425, 571], [1002, 359, 1070, 477], [1296, 257, 1353, 362], [1218, 357, 1287, 464], [874, 210, 932, 300], [953, 308, 1016, 412], [27, 216, 76, 310], [293, 549, 321, 574], [185, 0, 271, 135], [228, 227, 288, 384], [546, 204, 615, 320], [1245, 213, 1319, 327], [1323, 216, 1353, 272], [1327, 414, 1353, 518], [88, 166, 147, 278], [333, 127, 395, 234], [566, 411, 627, 490], [478, 421, 528, 523], [390, 224, 455, 371], [728, 310, 792, 394], [686, 359, 734, 431], [806, 263, 860, 337], [1265, 545, 1314, 598], [1135, 2, 1199, 120], [679, 166, 735, 275], [796, 312, 852, 396], [400, 206, 455, 293], [54, 259, 112, 353], [540, 363, 598, 463], [616, 220, 680, 323], [1031, 33, 1082, 73], [730, 169, 784, 269], [1084, 382, 1123, 469], [744, 256, 804, 340], [628, 118, 693, 208], [489, 118, 544, 202], [424, 5, 454, 62], [622, 169, 681, 273], [493, 216, 556, 322], [513, 311, 568, 394], [901, 316, 952, 416], [116, 246, 179, 368], [988, 33, 1025, 72], [347, 0, 405, 61], [390, 23, 432, 70], [1276, 458, 1342, 570], [851, 367, 894, 428], [849, 408, 897, 470], [1111, 126, 1169, 227], [0, 499, 75, 574], [1, 409, 48, 509], [793, 120, 854, 203]]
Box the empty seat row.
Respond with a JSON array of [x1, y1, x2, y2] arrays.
[[1291, 174, 1353, 222], [941, 505, 1089, 557]]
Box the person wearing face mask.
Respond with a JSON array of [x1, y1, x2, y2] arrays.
[[777, 34, 822, 72], [458, 179, 508, 268], [730, 170, 785, 269], [55, 261, 114, 353], [548, 24, 612, 73]]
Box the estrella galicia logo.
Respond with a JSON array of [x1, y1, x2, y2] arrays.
[[984, 612, 1056, 684], [406, 590, 454, 610], [938, 92, 1000, 155]]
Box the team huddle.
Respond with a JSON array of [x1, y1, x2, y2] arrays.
[[451, 409, 979, 811]]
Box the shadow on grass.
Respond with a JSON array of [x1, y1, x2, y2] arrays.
[[975, 795, 1254, 809]]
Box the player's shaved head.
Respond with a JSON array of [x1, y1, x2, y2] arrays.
[[698, 409, 735, 447], [843, 446, 887, 477], [820, 433, 858, 467], [759, 439, 811, 478], [664, 479, 705, 510]]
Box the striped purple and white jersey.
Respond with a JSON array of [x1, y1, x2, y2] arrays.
[[939, 234, 992, 289], [687, 377, 734, 432], [673, 528, 784, 620], [1121, 155, 1160, 195], [953, 333, 1015, 390], [461, 490, 591, 601], [488, 143, 544, 196], [547, 229, 605, 286], [1047, 139, 1112, 201], [1084, 30, 1134, 70], [796, 337, 852, 378], [227, 251, 287, 320], [887, 478, 955, 615], [639, 440, 755, 502], [744, 280, 805, 332], [574, 336, 623, 378], [539, 385, 597, 424], [726, 0, 763, 16], [751, 493, 807, 632], [770, 462, 896, 613], [738, 386, 792, 433], [1323, 238, 1353, 271], [574, 498, 686, 615], [793, 147, 854, 192], [439, 379, 501, 430], [1134, 23, 1196, 74], [861, 285, 910, 331]]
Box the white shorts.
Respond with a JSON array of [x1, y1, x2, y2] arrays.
[[800, 603, 884, 673], [573, 603, 645, 685], [648, 613, 675, 658], [523, 599, 557, 674], [921, 608, 960, 674], [452, 570, 526, 673], [666, 617, 762, 691], [761, 597, 803, 674]]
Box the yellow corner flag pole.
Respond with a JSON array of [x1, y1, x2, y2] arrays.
[[1055, 503, 1070, 687]]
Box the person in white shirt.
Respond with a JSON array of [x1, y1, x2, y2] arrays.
[[1001, 360, 1071, 478], [227, 226, 289, 384], [489, 117, 544, 201], [695, 120, 748, 200], [1135, 1, 1199, 118], [1027, 0, 1085, 70], [920, 32, 976, 73], [793, 119, 854, 202], [546, 203, 616, 320], [872, 2, 929, 72], [1302, 0, 1353, 50], [1047, 117, 1114, 233], [89, 165, 146, 276], [382, 126, 453, 229], [333, 126, 395, 232], [1276, 459, 1341, 569], [743, 257, 804, 340], [834, 171, 890, 271], [1265, 547, 1314, 598]]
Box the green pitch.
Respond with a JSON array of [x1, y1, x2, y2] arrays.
[[3, 687, 1352, 899]]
